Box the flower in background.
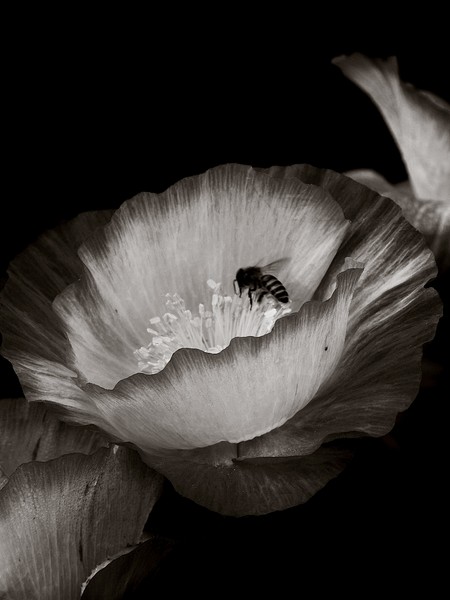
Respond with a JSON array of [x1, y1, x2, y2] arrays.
[[333, 53, 450, 271], [0, 398, 166, 598], [0, 164, 441, 526]]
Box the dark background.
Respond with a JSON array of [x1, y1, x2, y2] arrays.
[[2, 23, 449, 596]]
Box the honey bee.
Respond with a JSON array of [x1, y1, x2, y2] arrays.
[[233, 259, 290, 309]]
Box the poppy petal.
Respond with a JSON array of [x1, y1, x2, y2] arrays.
[[81, 535, 175, 599], [0, 467, 7, 490], [333, 53, 450, 201], [0, 210, 113, 364], [0, 446, 163, 599], [0, 397, 108, 477], [142, 442, 352, 516], [0, 211, 114, 420], [346, 169, 450, 271], [239, 166, 441, 459]]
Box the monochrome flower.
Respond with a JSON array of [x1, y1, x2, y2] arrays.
[[334, 53, 450, 270], [0, 164, 441, 517]]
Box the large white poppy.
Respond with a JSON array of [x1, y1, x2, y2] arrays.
[[0, 164, 441, 517]]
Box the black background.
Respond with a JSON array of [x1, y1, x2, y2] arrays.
[[2, 21, 449, 597]]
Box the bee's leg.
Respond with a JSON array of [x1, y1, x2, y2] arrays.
[[257, 290, 268, 303], [248, 288, 253, 309]]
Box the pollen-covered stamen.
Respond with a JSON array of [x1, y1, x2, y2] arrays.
[[135, 279, 292, 374]]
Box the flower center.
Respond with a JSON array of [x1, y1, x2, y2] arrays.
[[135, 279, 292, 374]]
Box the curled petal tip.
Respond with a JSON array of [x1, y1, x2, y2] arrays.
[[334, 53, 450, 202]]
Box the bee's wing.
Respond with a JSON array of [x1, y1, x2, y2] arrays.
[[257, 257, 291, 274]]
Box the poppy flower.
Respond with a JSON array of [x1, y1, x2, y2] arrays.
[[0, 164, 441, 520], [333, 53, 450, 270]]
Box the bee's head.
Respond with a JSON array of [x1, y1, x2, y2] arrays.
[[234, 268, 247, 295], [235, 268, 249, 286]]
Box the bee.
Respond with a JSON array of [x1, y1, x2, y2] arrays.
[[233, 259, 290, 309]]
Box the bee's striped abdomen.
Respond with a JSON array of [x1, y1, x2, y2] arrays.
[[260, 274, 289, 303]]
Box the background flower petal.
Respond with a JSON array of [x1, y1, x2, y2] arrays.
[[333, 53, 450, 201], [82, 266, 362, 450], [81, 535, 175, 599], [346, 169, 450, 271], [0, 397, 108, 477], [53, 164, 350, 388], [0, 445, 163, 600], [239, 166, 441, 459]]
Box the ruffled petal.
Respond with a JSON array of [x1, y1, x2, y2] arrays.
[[82, 266, 362, 450], [333, 53, 450, 201], [0, 210, 113, 363], [81, 536, 175, 599], [0, 210, 113, 418], [346, 169, 450, 271], [142, 442, 352, 516], [0, 397, 108, 477], [263, 165, 438, 295], [238, 166, 441, 459], [53, 164, 350, 388], [0, 446, 163, 599], [342, 169, 394, 196]]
